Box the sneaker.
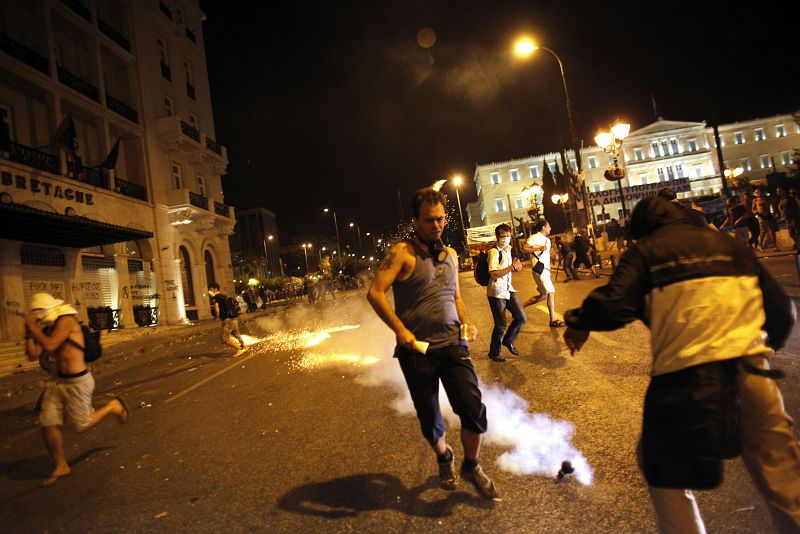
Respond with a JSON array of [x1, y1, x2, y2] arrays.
[[461, 464, 500, 501], [438, 446, 457, 490]]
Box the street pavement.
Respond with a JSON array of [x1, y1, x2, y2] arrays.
[[1, 256, 799, 533]]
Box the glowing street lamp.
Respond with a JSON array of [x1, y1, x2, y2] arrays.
[[595, 121, 631, 219]]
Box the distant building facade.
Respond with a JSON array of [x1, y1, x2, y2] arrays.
[[473, 113, 799, 228], [0, 0, 235, 358], [229, 207, 281, 280]]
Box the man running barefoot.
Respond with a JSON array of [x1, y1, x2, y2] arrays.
[[25, 293, 129, 486]]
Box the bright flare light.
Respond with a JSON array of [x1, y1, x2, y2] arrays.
[[513, 37, 537, 58], [431, 179, 446, 191]]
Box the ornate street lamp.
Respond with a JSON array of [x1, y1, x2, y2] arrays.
[[595, 121, 631, 220]]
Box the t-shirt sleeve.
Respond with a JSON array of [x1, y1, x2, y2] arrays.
[[488, 248, 501, 272]]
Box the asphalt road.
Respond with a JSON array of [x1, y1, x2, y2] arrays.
[[1, 265, 799, 533]]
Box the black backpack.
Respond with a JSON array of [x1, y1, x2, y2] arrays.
[[223, 295, 241, 318], [473, 247, 496, 287], [64, 323, 102, 363]]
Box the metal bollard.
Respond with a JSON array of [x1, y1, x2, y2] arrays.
[[610, 255, 617, 270]]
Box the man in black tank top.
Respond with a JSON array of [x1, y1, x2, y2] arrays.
[[367, 188, 499, 501]]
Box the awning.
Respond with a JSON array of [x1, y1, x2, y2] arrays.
[[0, 202, 153, 248]]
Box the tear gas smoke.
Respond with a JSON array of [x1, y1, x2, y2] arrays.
[[251, 297, 593, 484]]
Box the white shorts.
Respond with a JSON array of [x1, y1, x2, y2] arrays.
[[39, 372, 95, 431], [533, 269, 555, 295]]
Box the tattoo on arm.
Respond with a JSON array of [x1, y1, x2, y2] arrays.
[[379, 250, 396, 271]]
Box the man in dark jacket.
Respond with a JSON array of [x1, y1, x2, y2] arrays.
[[563, 196, 800, 533]]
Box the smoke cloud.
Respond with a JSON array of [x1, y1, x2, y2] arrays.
[[251, 295, 592, 484]]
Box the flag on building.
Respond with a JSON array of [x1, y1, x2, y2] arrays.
[[54, 112, 84, 178], [101, 137, 121, 170]]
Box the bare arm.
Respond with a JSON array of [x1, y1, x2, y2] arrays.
[[366, 243, 416, 348], [25, 312, 73, 353]]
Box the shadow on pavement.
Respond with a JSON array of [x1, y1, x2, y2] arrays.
[[278, 473, 492, 519], [0, 446, 114, 485]]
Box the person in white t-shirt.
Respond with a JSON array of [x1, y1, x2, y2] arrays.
[[522, 220, 564, 327], [486, 223, 525, 362]]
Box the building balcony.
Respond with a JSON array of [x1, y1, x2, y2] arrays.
[[66, 161, 108, 189], [0, 32, 49, 75], [114, 176, 147, 201], [106, 93, 138, 123], [57, 66, 100, 102], [156, 116, 228, 173], [98, 18, 130, 52], [213, 200, 233, 218], [164, 188, 235, 233], [189, 191, 208, 210], [6, 142, 59, 174]]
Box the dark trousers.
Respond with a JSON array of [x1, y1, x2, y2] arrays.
[[563, 251, 579, 279], [488, 292, 526, 356]]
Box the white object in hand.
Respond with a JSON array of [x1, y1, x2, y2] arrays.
[[413, 340, 429, 354]]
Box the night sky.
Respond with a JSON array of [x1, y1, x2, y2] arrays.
[[200, 0, 799, 243]]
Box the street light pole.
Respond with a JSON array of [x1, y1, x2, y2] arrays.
[[451, 176, 468, 254], [323, 209, 342, 259], [514, 39, 591, 233], [350, 222, 362, 254], [595, 122, 631, 221], [302, 243, 311, 273], [262, 234, 274, 277]]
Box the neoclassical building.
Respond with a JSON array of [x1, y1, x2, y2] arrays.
[[0, 0, 235, 357], [470, 113, 799, 228]]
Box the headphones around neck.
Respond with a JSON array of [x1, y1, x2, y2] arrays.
[[416, 233, 448, 264]]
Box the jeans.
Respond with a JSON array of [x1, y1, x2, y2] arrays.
[[563, 251, 579, 279], [488, 292, 526, 356]]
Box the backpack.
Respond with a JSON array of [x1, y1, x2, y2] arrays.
[[473, 247, 496, 286], [64, 323, 102, 363], [223, 295, 241, 318]]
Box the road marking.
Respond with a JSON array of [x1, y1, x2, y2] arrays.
[[166, 350, 260, 403], [534, 305, 620, 347]]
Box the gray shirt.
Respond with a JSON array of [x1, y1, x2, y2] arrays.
[[392, 239, 460, 354]]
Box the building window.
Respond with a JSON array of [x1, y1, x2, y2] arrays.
[[638, 173, 649, 184], [693, 164, 704, 178], [197, 173, 206, 195], [675, 164, 684, 178], [634, 148, 644, 161], [666, 166, 675, 180], [688, 139, 698, 151], [529, 165, 539, 178], [776, 124, 786, 137], [661, 141, 670, 156], [587, 156, 598, 169], [651, 142, 660, 157], [157, 38, 171, 81], [510, 169, 520, 182], [607, 154, 615, 166], [760, 154, 771, 169], [754, 128, 765, 141], [569, 158, 577, 170], [513, 195, 524, 209], [163, 95, 173, 117], [184, 60, 195, 100], [657, 168, 665, 182], [670, 139, 679, 154], [171, 162, 183, 189], [494, 198, 506, 212], [734, 131, 745, 145], [740, 157, 751, 171], [490, 172, 501, 184], [547, 161, 556, 172], [188, 114, 198, 129], [591, 182, 601, 192], [781, 151, 791, 165]]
